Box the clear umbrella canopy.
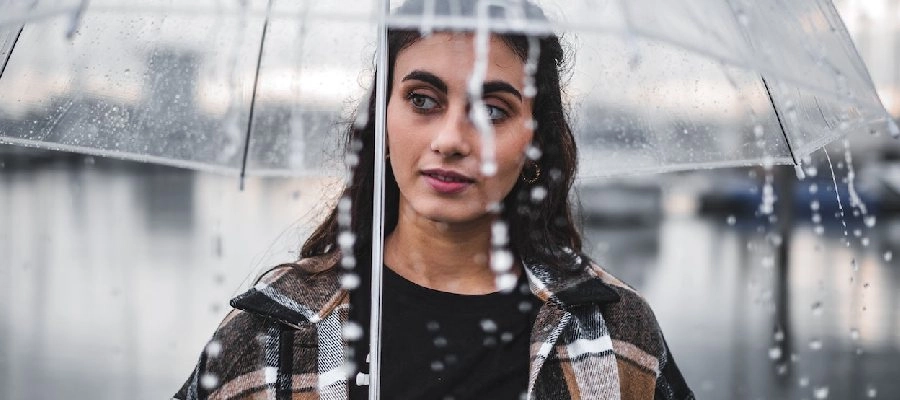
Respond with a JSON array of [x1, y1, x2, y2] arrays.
[[1, 0, 894, 179], [1, 0, 896, 399]]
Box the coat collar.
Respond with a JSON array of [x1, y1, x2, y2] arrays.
[[230, 252, 620, 326]]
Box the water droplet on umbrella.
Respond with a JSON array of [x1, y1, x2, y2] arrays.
[[206, 340, 223, 358], [343, 321, 363, 341], [480, 319, 498, 333], [525, 145, 542, 160], [518, 301, 533, 313], [530, 186, 548, 202], [774, 329, 784, 342], [811, 301, 823, 316], [851, 258, 858, 271], [863, 282, 870, 288], [481, 162, 497, 176], [864, 216, 877, 227], [884, 251, 893, 262], [340, 273, 360, 289], [867, 386, 878, 397], [814, 386, 829, 399], [726, 215, 736, 225], [809, 338, 822, 351], [200, 373, 219, 390], [491, 250, 514, 272]]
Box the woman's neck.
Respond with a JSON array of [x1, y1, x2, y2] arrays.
[[384, 212, 506, 295]]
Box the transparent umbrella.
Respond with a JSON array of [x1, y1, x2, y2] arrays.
[[0, 0, 895, 399]]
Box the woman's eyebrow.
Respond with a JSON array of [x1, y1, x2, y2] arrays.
[[401, 70, 447, 93], [482, 81, 522, 101], [401, 70, 522, 101]]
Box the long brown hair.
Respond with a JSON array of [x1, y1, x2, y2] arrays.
[[301, 0, 584, 272]]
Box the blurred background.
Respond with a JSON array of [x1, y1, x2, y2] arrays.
[[2, 0, 900, 399]]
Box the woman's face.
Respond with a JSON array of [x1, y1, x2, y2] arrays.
[[387, 33, 534, 226]]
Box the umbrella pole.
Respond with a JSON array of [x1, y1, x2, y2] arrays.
[[368, 0, 390, 398], [239, 0, 274, 191]]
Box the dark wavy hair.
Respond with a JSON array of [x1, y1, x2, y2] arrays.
[[301, 0, 583, 272]]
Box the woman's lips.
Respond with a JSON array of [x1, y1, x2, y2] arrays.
[[421, 169, 474, 194]]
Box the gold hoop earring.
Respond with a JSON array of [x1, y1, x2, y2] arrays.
[[521, 162, 541, 184]]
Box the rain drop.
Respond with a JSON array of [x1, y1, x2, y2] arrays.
[[433, 336, 448, 347], [491, 250, 514, 272], [518, 301, 533, 313], [530, 186, 548, 202], [884, 251, 893, 262], [811, 301, 823, 316], [768, 346, 782, 360], [206, 340, 223, 358], [761, 256, 774, 269], [814, 386, 829, 399], [850, 328, 860, 341], [427, 321, 440, 332], [799, 376, 810, 387], [867, 386, 878, 398], [491, 222, 509, 246], [812, 214, 822, 224], [480, 319, 498, 333], [340, 273, 360, 290], [501, 332, 514, 343], [495, 273, 517, 292], [810, 200, 820, 211], [774, 329, 785, 342], [809, 339, 823, 351], [861, 237, 870, 247], [753, 124, 764, 137], [726, 215, 736, 225], [853, 229, 862, 237], [200, 373, 220, 390], [481, 161, 498, 176], [430, 361, 445, 371], [809, 183, 819, 194], [864, 216, 877, 228], [525, 145, 542, 160], [483, 336, 498, 347], [814, 225, 825, 235], [343, 322, 363, 341], [338, 232, 356, 249]]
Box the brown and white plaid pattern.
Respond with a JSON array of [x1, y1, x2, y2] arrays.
[[175, 252, 693, 399]]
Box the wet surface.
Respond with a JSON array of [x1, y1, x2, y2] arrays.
[[1, 152, 898, 399]]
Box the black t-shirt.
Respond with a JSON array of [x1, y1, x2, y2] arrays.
[[349, 266, 542, 400]]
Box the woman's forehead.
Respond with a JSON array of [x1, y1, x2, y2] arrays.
[[393, 32, 526, 85]]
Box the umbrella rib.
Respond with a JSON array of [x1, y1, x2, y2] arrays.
[[0, 25, 24, 84], [761, 76, 800, 167], [239, 0, 274, 190]]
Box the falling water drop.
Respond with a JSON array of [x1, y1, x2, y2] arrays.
[[774, 329, 785, 342], [850, 328, 860, 341], [811, 301, 824, 316], [867, 386, 878, 398], [768, 346, 783, 360], [726, 215, 737, 225], [200, 373, 220, 390], [810, 200, 820, 211], [206, 340, 223, 358], [809, 182, 818, 194], [884, 251, 893, 262], [340, 273, 360, 289], [342, 321, 363, 341], [864, 216, 877, 228], [530, 186, 548, 202], [814, 386, 830, 399], [480, 319, 498, 333], [809, 339, 823, 351], [799, 376, 810, 387]]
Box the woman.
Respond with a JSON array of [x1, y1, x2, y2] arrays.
[[176, 1, 693, 399]]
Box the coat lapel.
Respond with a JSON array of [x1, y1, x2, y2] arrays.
[[524, 260, 622, 400]]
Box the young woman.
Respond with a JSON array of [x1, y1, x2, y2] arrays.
[[176, 1, 693, 399]]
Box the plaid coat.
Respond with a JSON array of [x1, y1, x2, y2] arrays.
[[175, 252, 693, 399]]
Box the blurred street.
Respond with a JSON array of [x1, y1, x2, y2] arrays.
[[1, 149, 899, 399]]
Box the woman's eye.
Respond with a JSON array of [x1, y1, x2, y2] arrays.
[[408, 93, 438, 112], [485, 104, 509, 122]]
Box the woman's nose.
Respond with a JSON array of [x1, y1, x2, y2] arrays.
[[430, 106, 474, 158]]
